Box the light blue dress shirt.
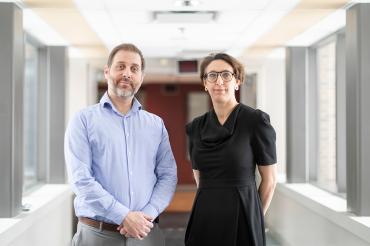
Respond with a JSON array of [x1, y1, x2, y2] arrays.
[[64, 92, 177, 225]]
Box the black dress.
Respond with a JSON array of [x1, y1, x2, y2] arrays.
[[185, 103, 276, 246]]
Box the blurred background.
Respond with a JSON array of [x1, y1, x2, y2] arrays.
[[1, 0, 370, 245]]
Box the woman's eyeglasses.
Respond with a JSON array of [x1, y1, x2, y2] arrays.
[[203, 71, 235, 83]]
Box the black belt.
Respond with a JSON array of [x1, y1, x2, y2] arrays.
[[199, 178, 256, 188]]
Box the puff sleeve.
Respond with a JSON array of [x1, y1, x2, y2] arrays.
[[252, 109, 277, 165]]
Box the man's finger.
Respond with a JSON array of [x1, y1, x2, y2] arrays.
[[143, 226, 151, 234], [138, 232, 147, 240], [143, 214, 154, 221], [146, 221, 154, 228]]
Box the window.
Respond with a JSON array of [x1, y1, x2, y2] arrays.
[[186, 91, 209, 160], [314, 40, 338, 193], [23, 40, 39, 191], [243, 73, 257, 109]]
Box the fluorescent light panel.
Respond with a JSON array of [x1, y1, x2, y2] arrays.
[[153, 11, 216, 23]]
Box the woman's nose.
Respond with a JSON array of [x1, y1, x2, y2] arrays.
[[215, 75, 224, 85]]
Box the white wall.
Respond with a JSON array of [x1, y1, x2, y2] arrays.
[[0, 185, 74, 246], [67, 58, 103, 121], [67, 58, 89, 120], [266, 184, 370, 246]]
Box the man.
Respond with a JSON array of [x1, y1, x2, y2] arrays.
[[65, 43, 177, 246]]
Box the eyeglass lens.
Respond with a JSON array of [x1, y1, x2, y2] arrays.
[[206, 71, 233, 82]]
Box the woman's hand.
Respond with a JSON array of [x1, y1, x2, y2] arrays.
[[257, 164, 277, 215]]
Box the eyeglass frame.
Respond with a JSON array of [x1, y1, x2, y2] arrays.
[[203, 70, 236, 83]]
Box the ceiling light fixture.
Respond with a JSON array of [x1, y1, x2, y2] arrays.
[[153, 11, 216, 23]]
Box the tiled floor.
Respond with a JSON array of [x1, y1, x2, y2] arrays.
[[159, 212, 281, 246]]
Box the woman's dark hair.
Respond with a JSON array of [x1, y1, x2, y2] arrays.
[[200, 53, 245, 84]]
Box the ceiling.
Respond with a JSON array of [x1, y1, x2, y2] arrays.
[[18, 0, 355, 59]]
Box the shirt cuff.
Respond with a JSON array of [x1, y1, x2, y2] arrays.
[[105, 201, 130, 225], [141, 203, 159, 220]]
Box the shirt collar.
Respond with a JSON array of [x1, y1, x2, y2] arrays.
[[100, 92, 142, 115]]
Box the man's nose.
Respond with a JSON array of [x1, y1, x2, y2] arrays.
[[122, 69, 132, 78]]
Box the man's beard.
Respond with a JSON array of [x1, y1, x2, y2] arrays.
[[108, 77, 136, 99]]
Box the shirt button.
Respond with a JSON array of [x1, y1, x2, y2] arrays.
[[131, 192, 134, 195], [130, 172, 133, 176]]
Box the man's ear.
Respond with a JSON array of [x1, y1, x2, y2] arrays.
[[103, 65, 109, 81]]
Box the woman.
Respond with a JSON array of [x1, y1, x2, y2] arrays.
[[185, 53, 277, 246]]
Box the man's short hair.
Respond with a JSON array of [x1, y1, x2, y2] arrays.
[[107, 43, 145, 71]]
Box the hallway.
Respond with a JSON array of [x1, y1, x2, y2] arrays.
[[1, 1, 370, 245], [160, 212, 281, 246]]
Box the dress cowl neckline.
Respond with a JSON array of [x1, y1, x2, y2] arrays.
[[200, 104, 241, 147]]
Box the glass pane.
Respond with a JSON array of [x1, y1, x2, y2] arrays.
[[244, 73, 257, 109], [317, 41, 337, 193], [23, 41, 39, 191]]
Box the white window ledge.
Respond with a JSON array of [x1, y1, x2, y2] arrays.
[[277, 183, 370, 243], [0, 184, 73, 244]]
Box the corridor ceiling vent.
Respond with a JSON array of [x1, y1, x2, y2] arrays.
[[153, 11, 217, 23]]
